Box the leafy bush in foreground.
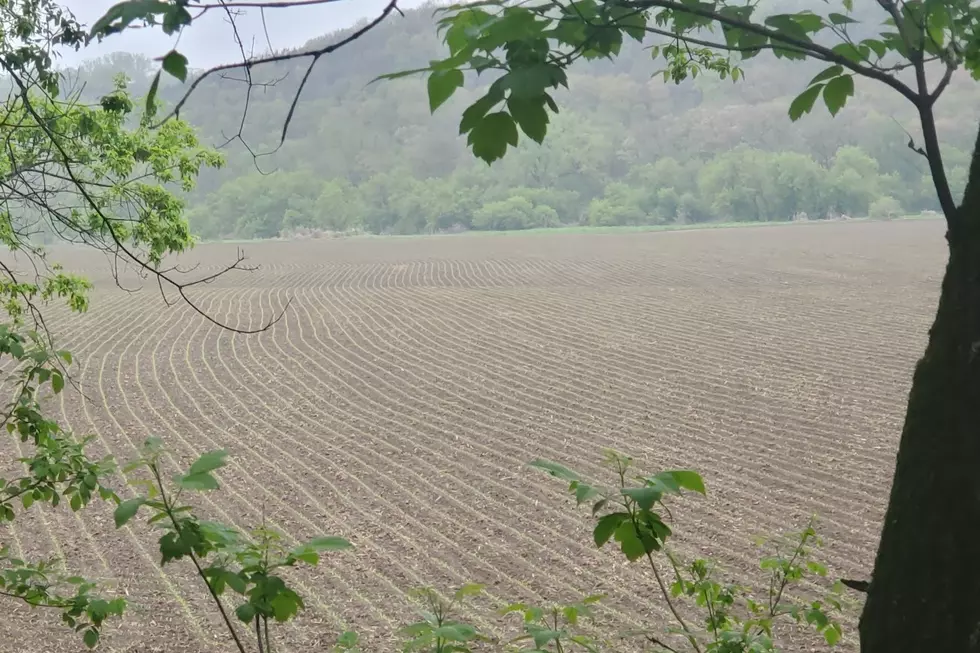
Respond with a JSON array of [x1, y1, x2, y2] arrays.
[[103, 445, 852, 653]]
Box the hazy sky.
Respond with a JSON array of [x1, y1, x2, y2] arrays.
[[61, 0, 428, 68]]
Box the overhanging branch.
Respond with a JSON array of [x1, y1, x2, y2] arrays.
[[622, 0, 921, 105], [0, 62, 286, 335], [153, 0, 401, 154]]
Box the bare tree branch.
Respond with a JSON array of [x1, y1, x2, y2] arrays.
[[153, 0, 401, 158]]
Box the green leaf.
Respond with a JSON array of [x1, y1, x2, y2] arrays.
[[161, 50, 188, 83], [788, 83, 824, 121], [572, 481, 599, 505], [310, 536, 353, 551], [822, 75, 854, 116], [507, 96, 549, 144], [434, 624, 476, 641], [113, 497, 145, 527], [51, 372, 64, 394], [824, 622, 842, 646], [88, 0, 172, 42], [21, 494, 33, 509], [806, 607, 830, 629], [614, 520, 646, 561], [792, 11, 825, 32], [270, 590, 303, 622], [827, 12, 857, 25], [188, 450, 228, 476], [659, 470, 706, 495], [70, 494, 82, 512], [621, 486, 662, 511], [453, 582, 485, 601], [808, 65, 844, 86], [176, 472, 219, 491], [372, 67, 431, 83], [610, 4, 647, 41], [502, 63, 567, 98], [806, 560, 828, 576], [292, 549, 319, 565], [528, 626, 562, 648], [235, 602, 256, 623], [161, 5, 192, 34], [337, 631, 359, 647], [593, 512, 628, 548], [830, 42, 866, 63], [527, 459, 580, 482], [459, 87, 504, 135], [224, 572, 247, 594], [83, 629, 99, 649], [925, 16, 947, 50], [563, 604, 579, 624], [427, 68, 464, 113], [401, 621, 433, 638], [861, 38, 887, 59], [764, 14, 813, 41]]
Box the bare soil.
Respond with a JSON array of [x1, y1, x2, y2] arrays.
[[2, 220, 947, 652]]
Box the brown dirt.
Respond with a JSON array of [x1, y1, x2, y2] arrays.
[[1, 219, 947, 652]]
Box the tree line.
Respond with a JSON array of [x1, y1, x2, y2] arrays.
[[186, 144, 940, 239]]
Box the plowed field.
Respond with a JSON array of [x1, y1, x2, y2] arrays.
[[3, 219, 946, 652]]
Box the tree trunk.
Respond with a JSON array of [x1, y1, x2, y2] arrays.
[[859, 127, 980, 652]]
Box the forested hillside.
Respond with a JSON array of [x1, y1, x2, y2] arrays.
[[70, 1, 979, 238]]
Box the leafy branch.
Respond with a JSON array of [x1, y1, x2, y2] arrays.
[[115, 439, 354, 653], [530, 451, 849, 651]]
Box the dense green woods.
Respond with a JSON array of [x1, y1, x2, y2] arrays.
[[71, 3, 975, 239]]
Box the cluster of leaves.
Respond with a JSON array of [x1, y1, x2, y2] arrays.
[[530, 451, 846, 652], [86, 0, 196, 109], [0, 551, 125, 648], [0, 324, 124, 647], [387, 0, 980, 164], [530, 451, 704, 563], [667, 524, 846, 652], [0, 0, 89, 95], [0, 77, 223, 267], [399, 585, 605, 652], [401, 584, 488, 652], [502, 595, 606, 652], [115, 439, 354, 653]]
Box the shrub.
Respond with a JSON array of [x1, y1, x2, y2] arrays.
[[868, 196, 904, 220]]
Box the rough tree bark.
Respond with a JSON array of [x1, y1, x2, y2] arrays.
[[859, 124, 980, 652]]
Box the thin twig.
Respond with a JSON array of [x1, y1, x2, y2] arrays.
[[149, 462, 249, 653], [645, 550, 702, 653], [152, 0, 401, 152]]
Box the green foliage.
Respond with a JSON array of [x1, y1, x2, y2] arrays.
[[0, 549, 125, 649], [183, 142, 926, 239], [0, 6, 229, 648], [869, 195, 904, 219], [118, 439, 353, 653], [400, 585, 487, 652], [0, 321, 123, 647], [71, 2, 968, 241], [531, 452, 849, 651], [502, 595, 606, 651], [411, 0, 975, 170]]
